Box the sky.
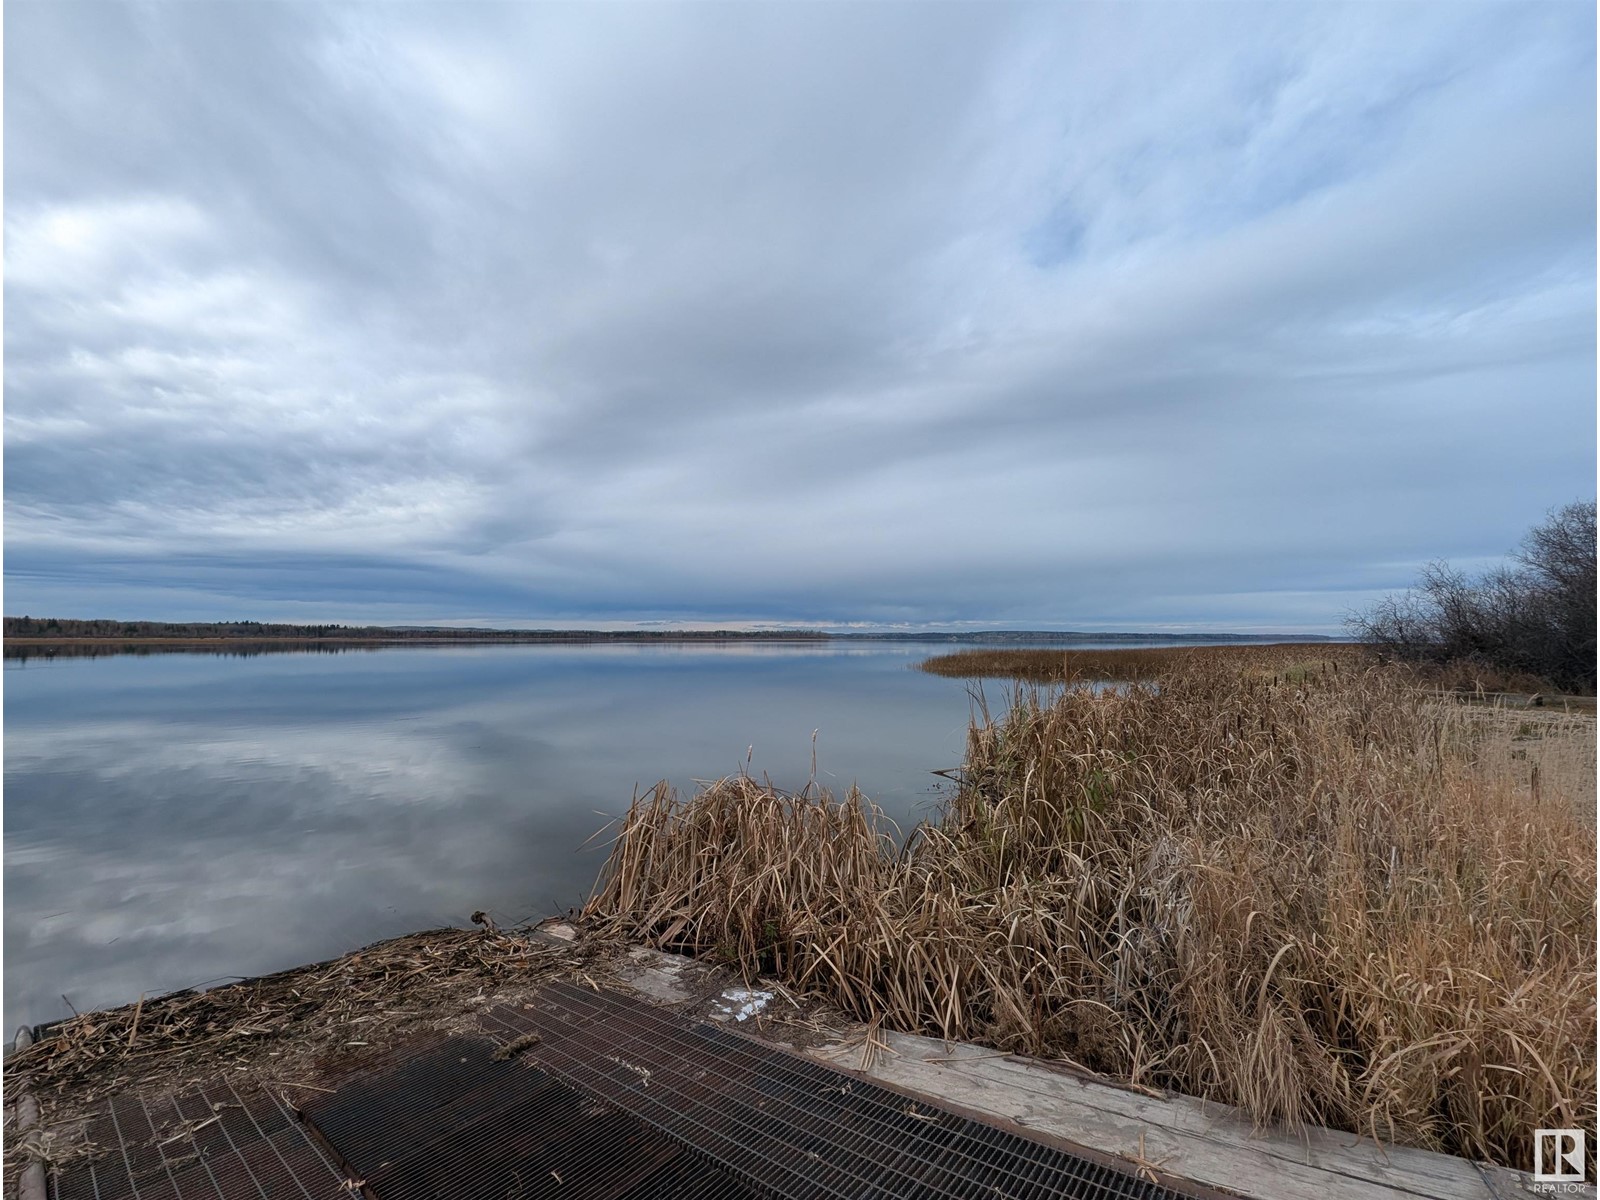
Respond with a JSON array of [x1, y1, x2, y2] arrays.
[[4, 1, 1595, 633]]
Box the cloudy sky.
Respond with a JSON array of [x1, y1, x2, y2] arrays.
[[5, 2, 1594, 632]]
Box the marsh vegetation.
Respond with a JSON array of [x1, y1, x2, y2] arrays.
[[585, 645, 1596, 1170], [916, 641, 1358, 686]]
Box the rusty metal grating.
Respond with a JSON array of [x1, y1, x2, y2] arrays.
[[482, 982, 1198, 1200], [301, 1033, 766, 1200], [50, 1077, 350, 1200]]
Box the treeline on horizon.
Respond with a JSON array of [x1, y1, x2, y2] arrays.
[[4, 641, 389, 662], [3, 617, 1333, 644], [1, 617, 833, 642]]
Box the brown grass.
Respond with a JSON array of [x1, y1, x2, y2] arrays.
[[918, 642, 1593, 705], [584, 649, 1596, 1170], [916, 641, 1360, 684], [5, 928, 586, 1120]]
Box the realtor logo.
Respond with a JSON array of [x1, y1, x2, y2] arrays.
[[1534, 1129, 1586, 1182]]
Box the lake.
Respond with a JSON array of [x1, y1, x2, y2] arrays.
[[3, 638, 1247, 1029]]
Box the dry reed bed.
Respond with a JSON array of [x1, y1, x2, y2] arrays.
[[6, 927, 587, 1121], [919, 641, 1592, 705], [916, 641, 1361, 684], [585, 652, 1596, 1171]]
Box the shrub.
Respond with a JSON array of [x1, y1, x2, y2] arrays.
[[1348, 502, 1596, 694]]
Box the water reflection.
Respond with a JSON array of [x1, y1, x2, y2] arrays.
[[3, 638, 845, 663], [5, 642, 982, 1026]]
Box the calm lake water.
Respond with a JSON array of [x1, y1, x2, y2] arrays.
[[5, 640, 976, 1027], [3, 638, 1252, 1029]]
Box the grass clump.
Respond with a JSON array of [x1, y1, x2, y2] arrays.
[[585, 649, 1596, 1170]]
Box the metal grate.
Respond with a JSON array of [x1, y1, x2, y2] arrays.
[[481, 982, 1198, 1200], [46, 984, 1207, 1199], [301, 1033, 766, 1200], [50, 1077, 350, 1200]]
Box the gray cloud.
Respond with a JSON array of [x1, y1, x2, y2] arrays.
[[6, 1, 1594, 631]]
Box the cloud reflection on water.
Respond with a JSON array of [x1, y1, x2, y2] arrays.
[[5, 641, 978, 1025]]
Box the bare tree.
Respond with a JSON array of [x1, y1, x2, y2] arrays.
[[1348, 501, 1597, 694]]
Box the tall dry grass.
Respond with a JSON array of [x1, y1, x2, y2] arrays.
[[916, 642, 1360, 684], [919, 641, 1592, 702], [584, 651, 1595, 1170]]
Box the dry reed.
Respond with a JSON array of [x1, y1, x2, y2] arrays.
[[585, 648, 1596, 1171], [919, 642, 1595, 704], [7, 928, 584, 1116], [916, 642, 1359, 684]]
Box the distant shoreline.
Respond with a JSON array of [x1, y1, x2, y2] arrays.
[[2, 635, 845, 651], [2, 634, 1340, 653], [2, 618, 1337, 647]]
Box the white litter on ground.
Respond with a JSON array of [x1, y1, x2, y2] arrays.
[[712, 988, 774, 1022]]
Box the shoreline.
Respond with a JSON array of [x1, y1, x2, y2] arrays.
[[2, 635, 835, 647], [3, 633, 1339, 646], [2, 617, 1342, 649]]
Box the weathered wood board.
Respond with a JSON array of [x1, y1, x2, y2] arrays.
[[787, 1026, 1575, 1200]]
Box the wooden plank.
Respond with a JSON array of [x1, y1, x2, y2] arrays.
[[796, 1028, 1568, 1200], [806, 1037, 1399, 1200], [902, 1039, 1494, 1198], [11, 1026, 48, 1200]]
